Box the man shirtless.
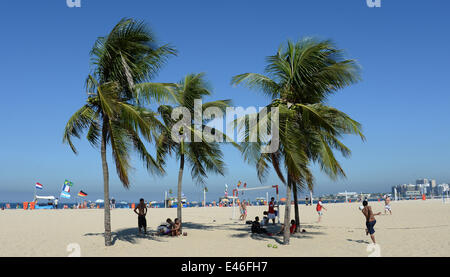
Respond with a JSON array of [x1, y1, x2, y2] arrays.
[[134, 198, 148, 234], [361, 200, 381, 244], [384, 195, 392, 215]]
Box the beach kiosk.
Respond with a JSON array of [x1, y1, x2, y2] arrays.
[[33, 195, 56, 209]]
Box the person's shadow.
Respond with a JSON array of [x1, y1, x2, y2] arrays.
[[347, 238, 369, 244]]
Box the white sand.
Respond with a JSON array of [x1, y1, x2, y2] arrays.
[[0, 199, 449, 257]]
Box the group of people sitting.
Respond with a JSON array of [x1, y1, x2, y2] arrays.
[[157, 218, 182, 236], [251, 212, 297, 236]]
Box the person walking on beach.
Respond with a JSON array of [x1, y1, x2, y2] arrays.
[[268, 197, 277, 224], [134, 198, 148, 234], [384, 195, 392, 215], [54, 198, 58, 209], [361, 200, 381, 244], [239, 200, 247, 221], [111, 197, 116, 209], [316, 198, 327, 223]]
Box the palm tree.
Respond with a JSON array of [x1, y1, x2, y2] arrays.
[[155, 73, 231, 230], [232, 38, 365, 244], [63, 18, 176, 246]]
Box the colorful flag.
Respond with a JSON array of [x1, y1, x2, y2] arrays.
[[243, 183, 247, 188], [60, 191, 71, 199], [237, 181, 241, 188], [78, 190, 87, 197], [35, 183, 43, 190], [64, 180, 73, 187], [62, 184, 70, 193], [60, 182, 71, 199]]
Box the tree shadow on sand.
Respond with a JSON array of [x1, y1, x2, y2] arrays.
[[229, 223, 327, 244], [182, 221, 251, 232], [84, 228, 166, 245]]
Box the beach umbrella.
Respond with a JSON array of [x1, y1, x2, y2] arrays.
[[95, 199, 104, 203], [280, 198, 287, 202]]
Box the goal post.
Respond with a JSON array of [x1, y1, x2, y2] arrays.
[[231, 185, 280, 223]]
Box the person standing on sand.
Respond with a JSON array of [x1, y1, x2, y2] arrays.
[[239, 200, 245, 221], [384, 195, 392, 215], [134, 198, 148, 234], [316, 198, 327, 222], [361, 200, 381, 244], [268, 197, 277, 225], [241, 200, 247, 221]]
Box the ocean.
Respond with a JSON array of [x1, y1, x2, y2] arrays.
[[0, 198, 388, 210]]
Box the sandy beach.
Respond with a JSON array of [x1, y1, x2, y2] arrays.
[[0, 199, 449, 257]]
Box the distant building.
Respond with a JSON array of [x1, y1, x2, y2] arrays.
[[437, 184, 449, 195], [416, 178, 429, 185], [392, 178, 440, 198], [414, 178, 437, 195]]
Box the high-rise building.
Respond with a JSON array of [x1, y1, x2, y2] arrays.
[[430, 179, 437, 195], [392, 179, 440, 198], [416, 178, 429, 185]]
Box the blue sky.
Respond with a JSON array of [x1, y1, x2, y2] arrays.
[[0, 0, 449, 202]]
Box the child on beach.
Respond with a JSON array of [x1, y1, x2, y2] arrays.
[[316, 198, 327, 223], [133, 198, 147, 234], [171, 218, 181, 236], [261, 211, 269, 226], [361, 200, 381, 244]]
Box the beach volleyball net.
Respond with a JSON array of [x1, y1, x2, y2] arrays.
[[231, 185, 280, 223]]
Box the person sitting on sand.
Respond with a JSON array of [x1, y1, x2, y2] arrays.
[[157, 218, 174, 235], [171, 218, 181, 236], [261, 211, 269, 226], [278, 220, 296, 235], [251, 216, 269, 234], [361, 200, 381, 244], [133, 198, 147, 234]]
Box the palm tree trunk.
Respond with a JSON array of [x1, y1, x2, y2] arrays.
[[292, 183, 300, 232], [177, 153, 184, 232], [283, 176, 292, 245], [101, 118, 112, 246]]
